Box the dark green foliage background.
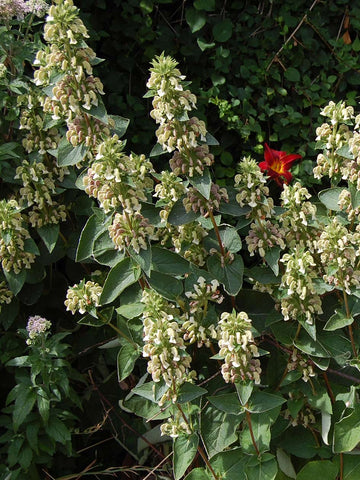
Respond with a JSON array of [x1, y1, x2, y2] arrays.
[[78, 0, 360, 185]]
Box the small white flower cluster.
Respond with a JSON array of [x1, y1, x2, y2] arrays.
[[141, 289, 196, 405], [313, 101, 357, 184], [65, 280, 102, 315], [0, 281, 13, 309], [246, 219, 285, 258], [15, 160, 67, 228], [234, 156, 274, 219], [148, 53, 214, 177], [160, 413, 192, 438], [33, 0, 109, 162], [183, 183, 228, 216], [316, 218, 360, 294], [182, 277, 222, 348], [280, 247, 322, 324], [217, 310, 261, 384], [0, 0, 48, 21], [26, 315, 51, 344], [0, 199, 35, 273], [84, 135, 153, 214], [280, 182, 317, 249], [287, 348, 316, 383]]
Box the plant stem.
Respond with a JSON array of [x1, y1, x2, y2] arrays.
[[343, 289, 357, 357], [340, 452, 344, 480], [176, 403, 219, 480], [209, 209, 225, 258], [245, 409, 260, 456]]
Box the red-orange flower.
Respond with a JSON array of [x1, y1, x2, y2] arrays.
[[259, 143, 302, 186]]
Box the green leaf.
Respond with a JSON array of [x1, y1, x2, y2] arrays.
[[201, 406, 238, 458], [184, 468, 212, 480], [4, 269, 26, 295], [100, 257, 141, 305], [296, 460, 338, 480], [336, 145, 354, 160], [57, 137, 88, 166], [236, 382, 253, 406], [318, 187, 345, 211], [13, 386, 36, 431], [76, 212, 109, 262], [207, 254, 244, 295], [18, 445, 33, 470], [37, 223, 59, 253], [46, 416, 71, 445], [211, 448, 248, 480], [116, 302, 144, 319], [108, 114, 129, 138], [174, 433, 199, 480], [186, 8, 206, 33], [240, 411, 277, 454], [220, 227, 242, 253], [276, 448, 296, 479], [245, 453, 278, 480], [117, 344, 140, 382], [343, 454, 360, 479], [265, 247, 281, 276], [168, 199, 199, 225], [284, 67, 300, 82], [87, 98, 108, 123], [207, 393, 243, 415], [197, 38, 215, 51], [294, 330, 329, 358], [324, 310, 353, 331], [205, 132, 219, 146], [212, 19, 233, 42], [194, 0, 215, 10], [177, 382, 207, 403], [147, 270, 183, 301], [151, 246, 190, 275], [37, 393, 50, 424], [333, 405, 360, 453], [247, 392, 286, 413], [190, 169, 212, 200], [149, 142, 167, 157]]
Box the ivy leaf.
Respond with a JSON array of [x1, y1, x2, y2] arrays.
[[212, 19, 233, 42], [173, 433, 199, 480], [284, 67, 300, 82], [185, 8, 206, 33]]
